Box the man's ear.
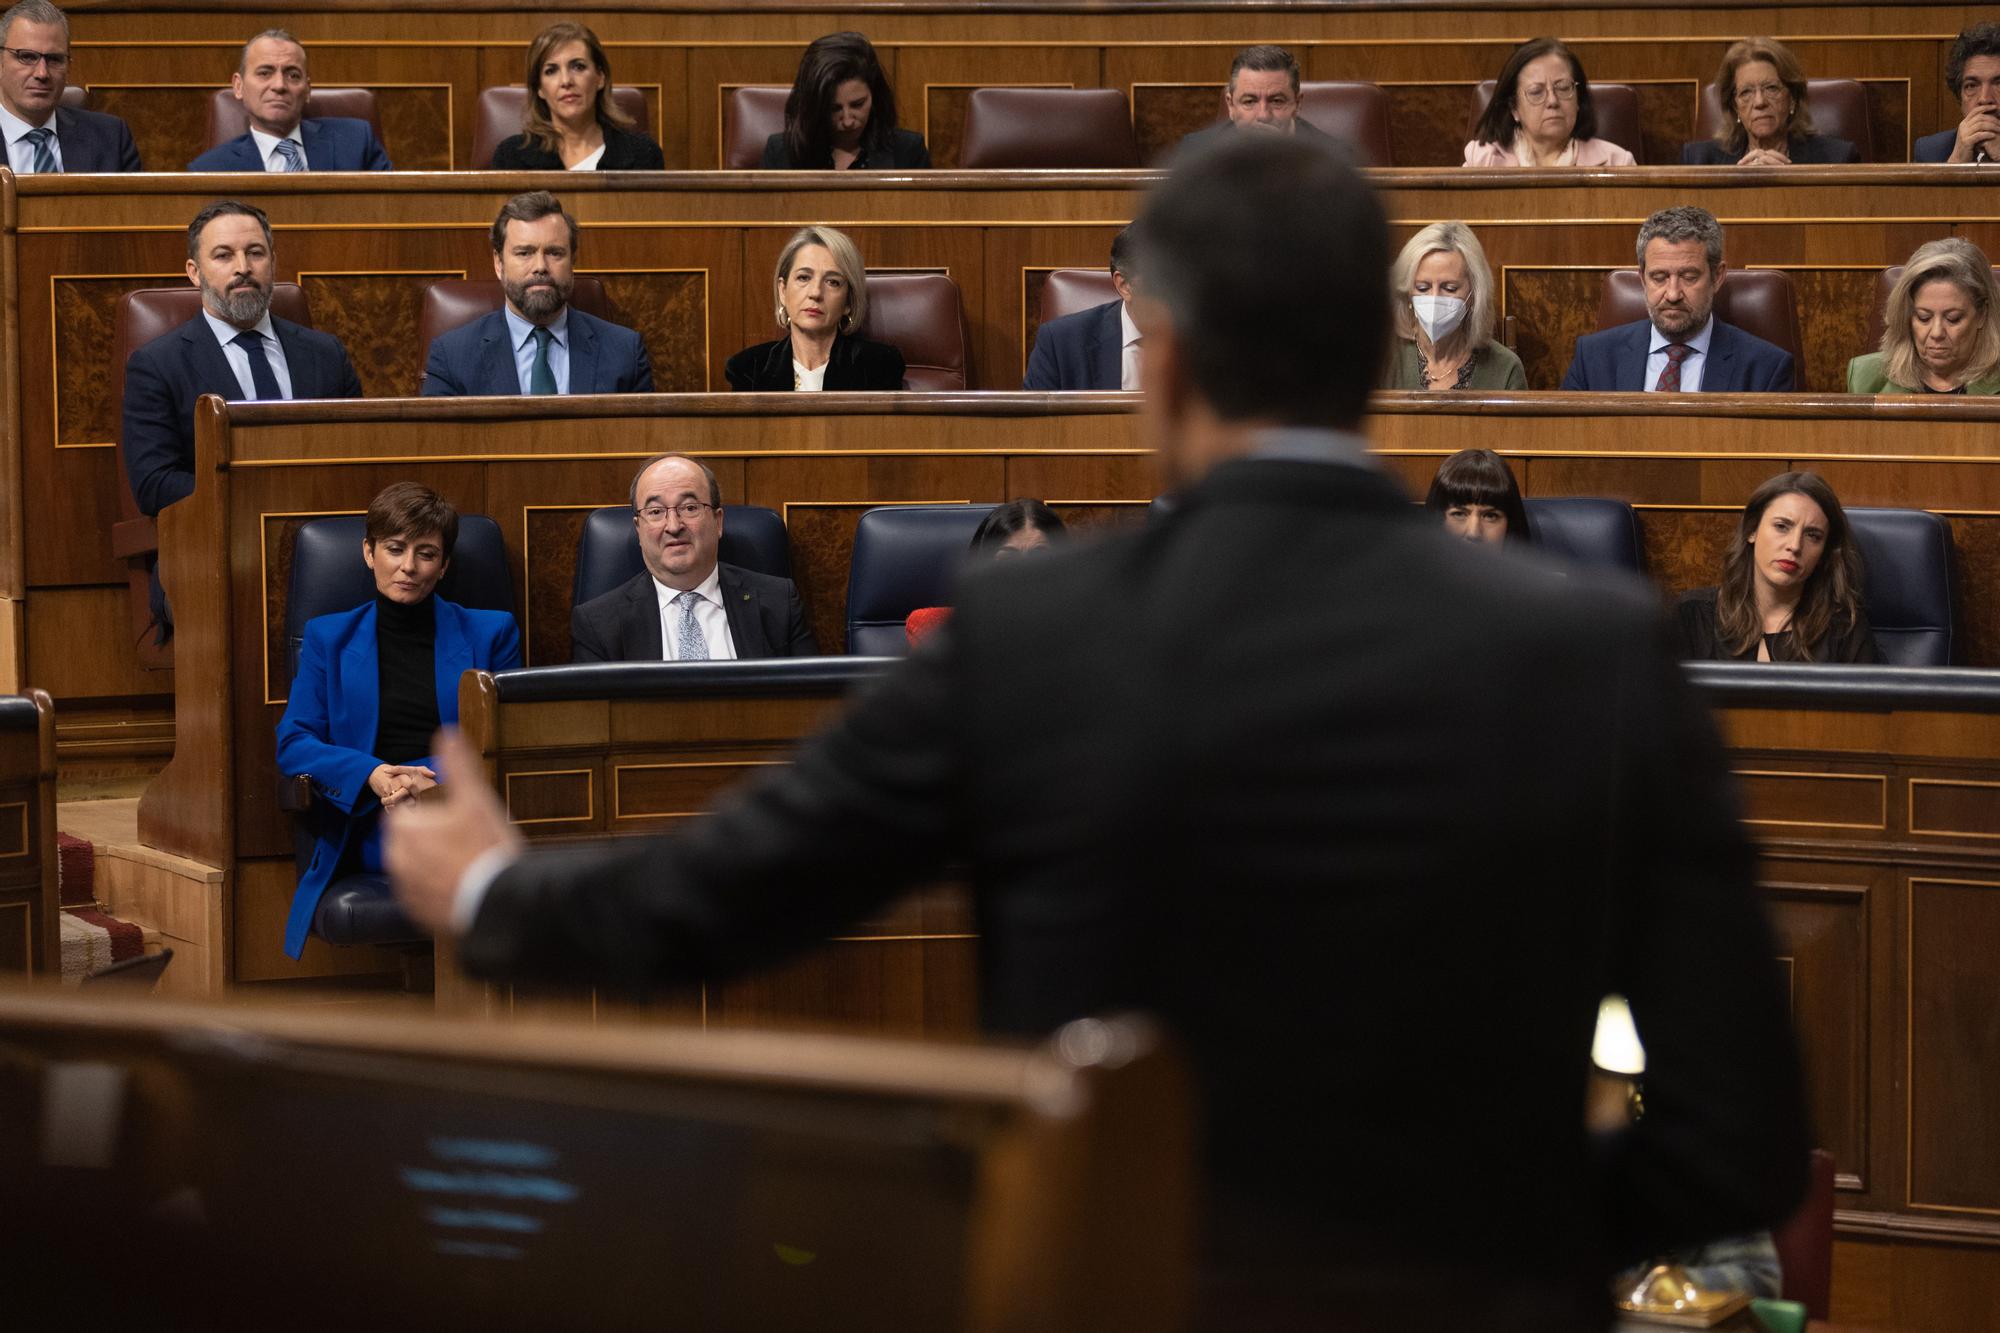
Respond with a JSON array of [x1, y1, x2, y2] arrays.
[[230, 72, 246, 102], [1111, 270, 1134, 304], [1711, 260, 1729, 289], [491, 249, 506, 282]]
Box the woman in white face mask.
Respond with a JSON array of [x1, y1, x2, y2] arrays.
[[1382, 221, 1528, 391]]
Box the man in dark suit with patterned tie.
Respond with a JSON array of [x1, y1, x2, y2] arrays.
[[0, 1, 141, 172], [187, 29, 392, 172], [570, 453, 816, 662], [421, 191, 654, 397]]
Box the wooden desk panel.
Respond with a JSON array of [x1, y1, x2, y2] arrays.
[[0, 693, 57, 978]]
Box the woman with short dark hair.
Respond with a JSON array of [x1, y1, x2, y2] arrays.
[[275, 483, 521, 959], [1426, 449, 1530, 547], [1675, 471, 1877, 662], [762, 32, 930, 170], [1464, 38, 1635, 167]]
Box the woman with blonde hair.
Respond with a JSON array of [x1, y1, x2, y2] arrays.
[[1849, 238, 2000, 394], [490, 22, 665, 170], [724, 225, 906, 390], [1683, 38, 1860, 165], [1383, 222, 1528, 390]]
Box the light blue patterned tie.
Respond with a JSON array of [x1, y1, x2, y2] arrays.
[[22, 126, 54, 173], [274, 138, 305, 172], [673, 591, 708, 661]]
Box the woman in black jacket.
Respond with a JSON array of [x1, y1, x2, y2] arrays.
[[760, 32, 930, 170], [725, 225, 906, 391], [490, 22, 665, 171]]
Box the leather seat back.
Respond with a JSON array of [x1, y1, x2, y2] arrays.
[[722, 85, 789, 167], [1847, 506, 1956, 665], [852, 272, 969, 390], [1521, 497, 1642, 570], [203, 87, 383, 154], [1298, 80, 1394, 166], [1468, 80, 1643, 161], [1040, 268, 1120, 323], [845, 504, 997, 654], [572, 504, 790, 610], [1596, 268, 1802, 368], [472, 85, 650, 168], [958, 88, 1139, 168]]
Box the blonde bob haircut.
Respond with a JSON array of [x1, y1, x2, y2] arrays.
[[520, 22, 633, 156], [772, 225, 869, 332], [1880, 237, 2000, 389], [1710, 38, 1814, 155], [1389, 221, 1498, 353]]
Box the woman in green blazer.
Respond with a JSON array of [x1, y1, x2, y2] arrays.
[[1381, 221, 1529, 391], [1849, 238, 2000, 395]]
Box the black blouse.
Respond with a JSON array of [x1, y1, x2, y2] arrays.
[[1673, 587, 1879, 663], [489, 122, 666, 171], [758, 127, 931, 170], [373, 593, 441, 764], [723, 334, 907, 391]]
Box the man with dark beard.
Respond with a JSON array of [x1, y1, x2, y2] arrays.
[[122, 199, 364, 518], [421, 190, 653, 396]]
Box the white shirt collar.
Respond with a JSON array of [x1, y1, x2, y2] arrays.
[[504, 302, 569, 350], [201, 306, 279, 350], [1649, 314, 1716, 356], [653, 562, 722, 613], [1119, 300, 1141, 351], [248, 123, 306, 166], [0, 100, 53, 144]]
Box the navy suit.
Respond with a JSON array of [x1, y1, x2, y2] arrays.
[[570, 565, 817, 662], [1560, 318, 1795, 393], [1913, 128, 1990, 162], [187, 117, 392, 171], [421, 308, 654, 396], [122, 314, 364, 516], [51, 105, 142, 171], [1024, 298, 1124, 391], [276, 597, 521, 958]]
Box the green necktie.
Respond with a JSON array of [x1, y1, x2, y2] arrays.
[[529, 325, 557, 395]]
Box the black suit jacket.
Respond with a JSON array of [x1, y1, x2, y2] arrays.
[[52, 105, 142, 172], [723, 335, 905, 391], [1680, 133, 1860, 164], [758, 126, 931, 169], [489, 122, 665, 170], [467, 452, 1808, 1325], [122, 313, 364, 515], [569, 565, 817, 662], [1023, 298, 1122, 390]]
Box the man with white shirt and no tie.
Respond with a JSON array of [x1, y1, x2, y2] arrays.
[[568, 454, 818, 662]]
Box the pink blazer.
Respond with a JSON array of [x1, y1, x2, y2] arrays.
[[1461, 137, 1637, 167]]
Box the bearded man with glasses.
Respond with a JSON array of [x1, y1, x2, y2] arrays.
[[0, 0, 140, 171], [569, 453, 818, 662]]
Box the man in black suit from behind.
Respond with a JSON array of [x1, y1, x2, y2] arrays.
[[569, 453, 816, 661], [391, 136, 1807, 1331], [0, 0, 140, 172]]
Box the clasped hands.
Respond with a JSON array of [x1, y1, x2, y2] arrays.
[[384, 729, 523, 935], [1950, 108, 2000, 163], [368, 762, 437, 810]]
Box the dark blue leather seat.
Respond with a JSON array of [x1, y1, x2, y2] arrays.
[[1847, 507, 1956, 666], [283, 513, 516, 948], [1522, 497, 1642, 571], [845, 505, 996, 655], [571, 505, 790, 609]]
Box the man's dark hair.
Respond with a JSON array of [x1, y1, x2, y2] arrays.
[[186, 200, 272, 261], [1132, 135, 1388, 428], [1108, 223, 1136, 282], [1228, 44, 1299, 95], [490, 190, 578, 254], [1946, 22, 2000, 95], [366, 482, 460, 558], [629, 453, 722, 510]]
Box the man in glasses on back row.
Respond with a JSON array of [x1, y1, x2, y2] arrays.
[[0, 1, 141, 172]]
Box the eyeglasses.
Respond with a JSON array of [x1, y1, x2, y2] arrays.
[[1733, 82, 1788, 105], [3, 47, 67, 71], [1519, 80, 1577, 106], [635, 501, 718, 525]]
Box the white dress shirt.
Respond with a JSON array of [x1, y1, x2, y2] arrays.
[[505, 304, 569, 395], [1646, 315, 1715, 393], [0, 101, 60, 173], [201, 309, 295, 400], [1119, 301, 1143, 391], [248, 124, 309, 171], [654, 564, 737, 661]]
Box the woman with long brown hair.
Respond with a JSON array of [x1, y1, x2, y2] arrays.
[[490, 22, 664, 170], [1675, 471, 1877, 662]]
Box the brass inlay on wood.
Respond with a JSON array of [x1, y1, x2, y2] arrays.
[[1907, 777, 2000, 841], [1731, 768, 1886, 831], [503, 768, 595, 825]]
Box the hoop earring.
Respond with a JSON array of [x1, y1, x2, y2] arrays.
[[778, 308, 791, 329], [840, 311, 854, 332]]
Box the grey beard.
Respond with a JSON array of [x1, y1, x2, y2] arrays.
[[509, 277, 570, 321], [208, 280, 272, 327]]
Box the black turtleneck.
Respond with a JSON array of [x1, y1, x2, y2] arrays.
[[373, 593, 440, 765]]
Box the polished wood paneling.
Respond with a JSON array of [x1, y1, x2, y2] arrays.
[[1905, 875, 2000, 1214], [298, 270, 460, 398], [1832, 1235, 2000, 1333], [0, 692, 56, 978]]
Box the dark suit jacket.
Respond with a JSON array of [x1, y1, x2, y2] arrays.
[[724, 335, 905, 391], [569, 565, 817, 661], [51, 105, 142, 171], [122, 313, 363, 515], [1561, 317, 1795, 392], [187, 117, 393, 171], [1680, 133, 1860, 164], [759, 126, 931, 169], [1023, 298, 1123, 390], [1915, 128, 1961, 162], [490, 122, 664, 170], [466, 453, 1808, 1327], [420, 308, 654, 396]]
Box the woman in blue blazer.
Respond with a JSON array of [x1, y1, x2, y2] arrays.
[[275, 484, 520, 959]]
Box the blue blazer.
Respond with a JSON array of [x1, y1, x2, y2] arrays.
[[187, 117, 392, 171], [1560, 318, 1795, 393], [420, 308, 655, 396], [54, 105, 142, 171], [275, 597, 521, 959], [1024, 298, 1123, 391], [1914, 129, 1958, 163], [122, 314, 364, 516]]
